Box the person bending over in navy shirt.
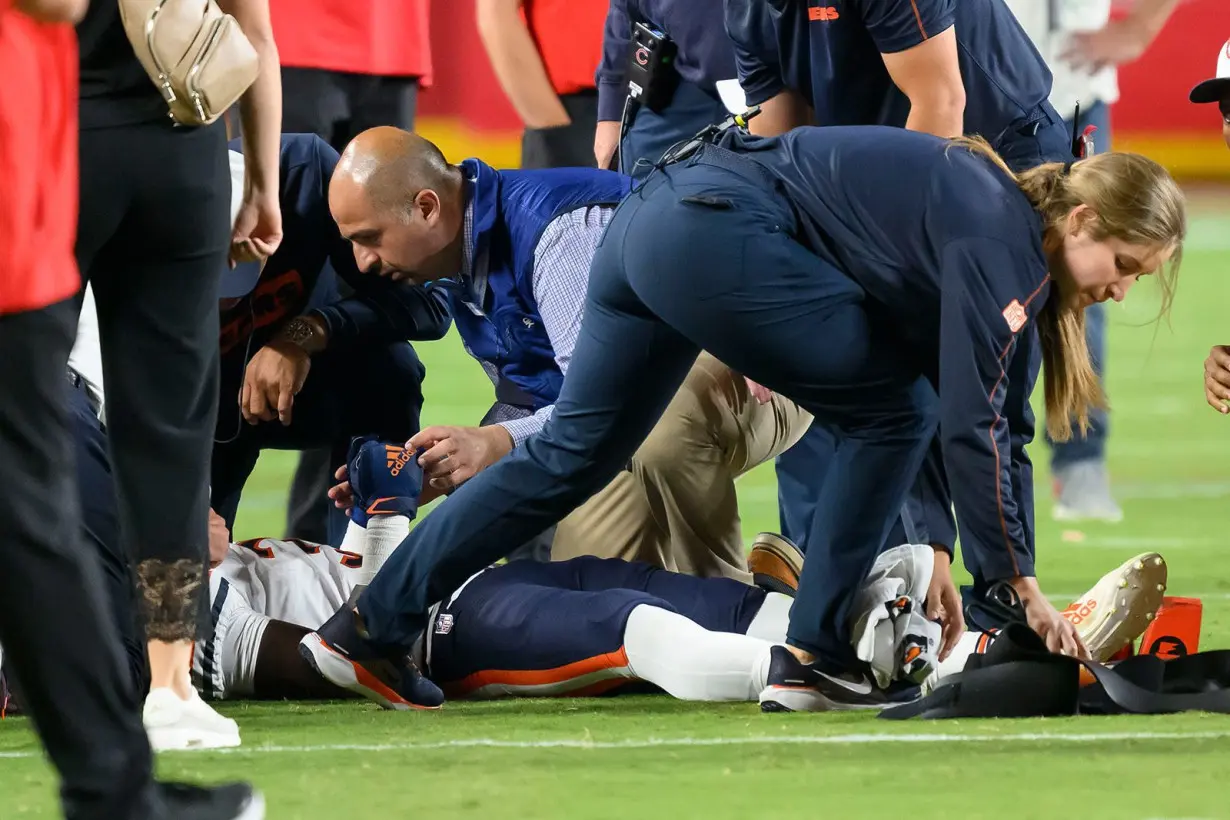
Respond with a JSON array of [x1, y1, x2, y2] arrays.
[[298, 124, 1186, 711], [723, 0, 1079, 627]]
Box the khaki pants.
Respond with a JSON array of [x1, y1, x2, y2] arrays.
[[550, 353, 812, 583]]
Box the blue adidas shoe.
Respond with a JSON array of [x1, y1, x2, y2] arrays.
[[299, 603, 444, 711], [346, 435, 423, 528]]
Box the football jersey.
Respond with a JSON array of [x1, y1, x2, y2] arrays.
[[194, 538, 360, 699]]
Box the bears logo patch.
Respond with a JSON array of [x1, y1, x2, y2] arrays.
[[1002, 299, 1027, 333]]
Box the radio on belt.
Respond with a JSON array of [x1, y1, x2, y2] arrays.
[[626, 22, 678, 112]]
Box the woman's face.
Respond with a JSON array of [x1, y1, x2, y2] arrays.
[[1050, 205, 1172, 309]]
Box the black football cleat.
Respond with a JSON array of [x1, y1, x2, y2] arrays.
[[758, 645, 922, 712]]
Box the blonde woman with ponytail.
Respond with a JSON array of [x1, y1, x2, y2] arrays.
[[298, 123, 1185, 715]]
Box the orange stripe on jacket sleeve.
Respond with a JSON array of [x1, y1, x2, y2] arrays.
[[987, 352, 1020, 577], [908, 0, 929, 40], [985, 275, 1049, 578]]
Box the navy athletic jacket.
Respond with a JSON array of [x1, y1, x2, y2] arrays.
[[219, 134, 450, 366], [725, 0, 1057, 144], [719, 125, 1051, 580]]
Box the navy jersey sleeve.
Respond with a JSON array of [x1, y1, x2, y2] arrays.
[[596, 0, 634, 122], [725, 0, 785, 107], [937, 238, 1043, 581], [304, 138, 451, 345], [858, 0, 955, 55]]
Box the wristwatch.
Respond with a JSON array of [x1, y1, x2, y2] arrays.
[[278, 316, 327, 354]]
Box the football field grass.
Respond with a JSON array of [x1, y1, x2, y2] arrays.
[[2, 197, 1229, 818]]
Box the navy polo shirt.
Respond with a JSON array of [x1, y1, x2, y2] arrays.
[[725, 0, 1055, 144]]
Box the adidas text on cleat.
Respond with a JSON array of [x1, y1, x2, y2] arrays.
[[1062, 552, 1167, 662], [758, 646, 920, 712], [748, 532, 803, 596]]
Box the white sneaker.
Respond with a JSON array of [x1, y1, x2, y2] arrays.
[[1052, 460, 1123, 523], [143, 687, 241, 752], [1061, 552, 1168, 662]]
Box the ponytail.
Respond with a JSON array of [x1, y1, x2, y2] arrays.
[[947, 136, 1185, 442]]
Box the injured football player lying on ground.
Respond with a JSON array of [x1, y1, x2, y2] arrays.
[[196, 469, 1167, 710]]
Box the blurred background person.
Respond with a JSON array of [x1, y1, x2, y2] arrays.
[[477, 0, 607, 168], [74, 0, 282, 749], [269, 0, 431, 150], [594, 0, 735, 177], [1191, 35, 1230, 413], [0, 0, 262, 816], [1004, 0, 1179, 523], [266, 0, 435, 547]]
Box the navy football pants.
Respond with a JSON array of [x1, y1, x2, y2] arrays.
[[428, 556, 765, 696], [360, 149, 936, 667]]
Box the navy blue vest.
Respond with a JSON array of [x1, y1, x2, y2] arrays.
[[443, 159, 630, 410]]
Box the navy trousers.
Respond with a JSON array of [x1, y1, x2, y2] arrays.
[[775, 103, 1075, 554], [361, 149, 936, 667], [211, 340, 425, 545], [69, 377, 148, 694]]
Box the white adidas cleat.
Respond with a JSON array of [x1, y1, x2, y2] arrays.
[[143, 687, 241, 752], [1061, 552, 1168, 662]]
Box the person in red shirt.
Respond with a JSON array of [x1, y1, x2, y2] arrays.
[[0, 3, 260, 818], [478, 0, 607, 168], [270, 0, 432, 149]]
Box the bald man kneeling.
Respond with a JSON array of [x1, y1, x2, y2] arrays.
[[325, 126, 812, 590]]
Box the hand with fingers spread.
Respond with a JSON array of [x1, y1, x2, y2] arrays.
[[240, 341, 310, 426], [1010, 576, 1091, 660], [409, 425, 514, 492], [1204, 345, 1230, 414], [924, 547, 965, 661]]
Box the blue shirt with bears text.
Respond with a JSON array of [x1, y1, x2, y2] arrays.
[[725, 0, 1057, 145]]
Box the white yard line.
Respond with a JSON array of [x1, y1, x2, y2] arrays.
[[4, 730, 1229, 759]]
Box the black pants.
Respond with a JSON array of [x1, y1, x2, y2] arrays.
[[520, 91, 600, 169], [282, 66, 419, 152], [0, 299, 156, 819], [281, 66, 420, 542], [75, 118, 231, 640]]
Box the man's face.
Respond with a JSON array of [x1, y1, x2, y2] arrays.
[[330, 184, 455, 284]]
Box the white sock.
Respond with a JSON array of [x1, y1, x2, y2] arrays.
[[358, 515, 410, 585], [623, 605, 776, 701], [338, 516, 410, 586], [339, 518, 367, 555], [745, 591, 792, 642], [936, 631, 995, 681]]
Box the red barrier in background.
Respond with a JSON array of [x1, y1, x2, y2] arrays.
[[416, 0, 1230, 175]]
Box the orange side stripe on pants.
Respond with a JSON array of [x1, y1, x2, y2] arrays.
[[445, 646, 631, 697]]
